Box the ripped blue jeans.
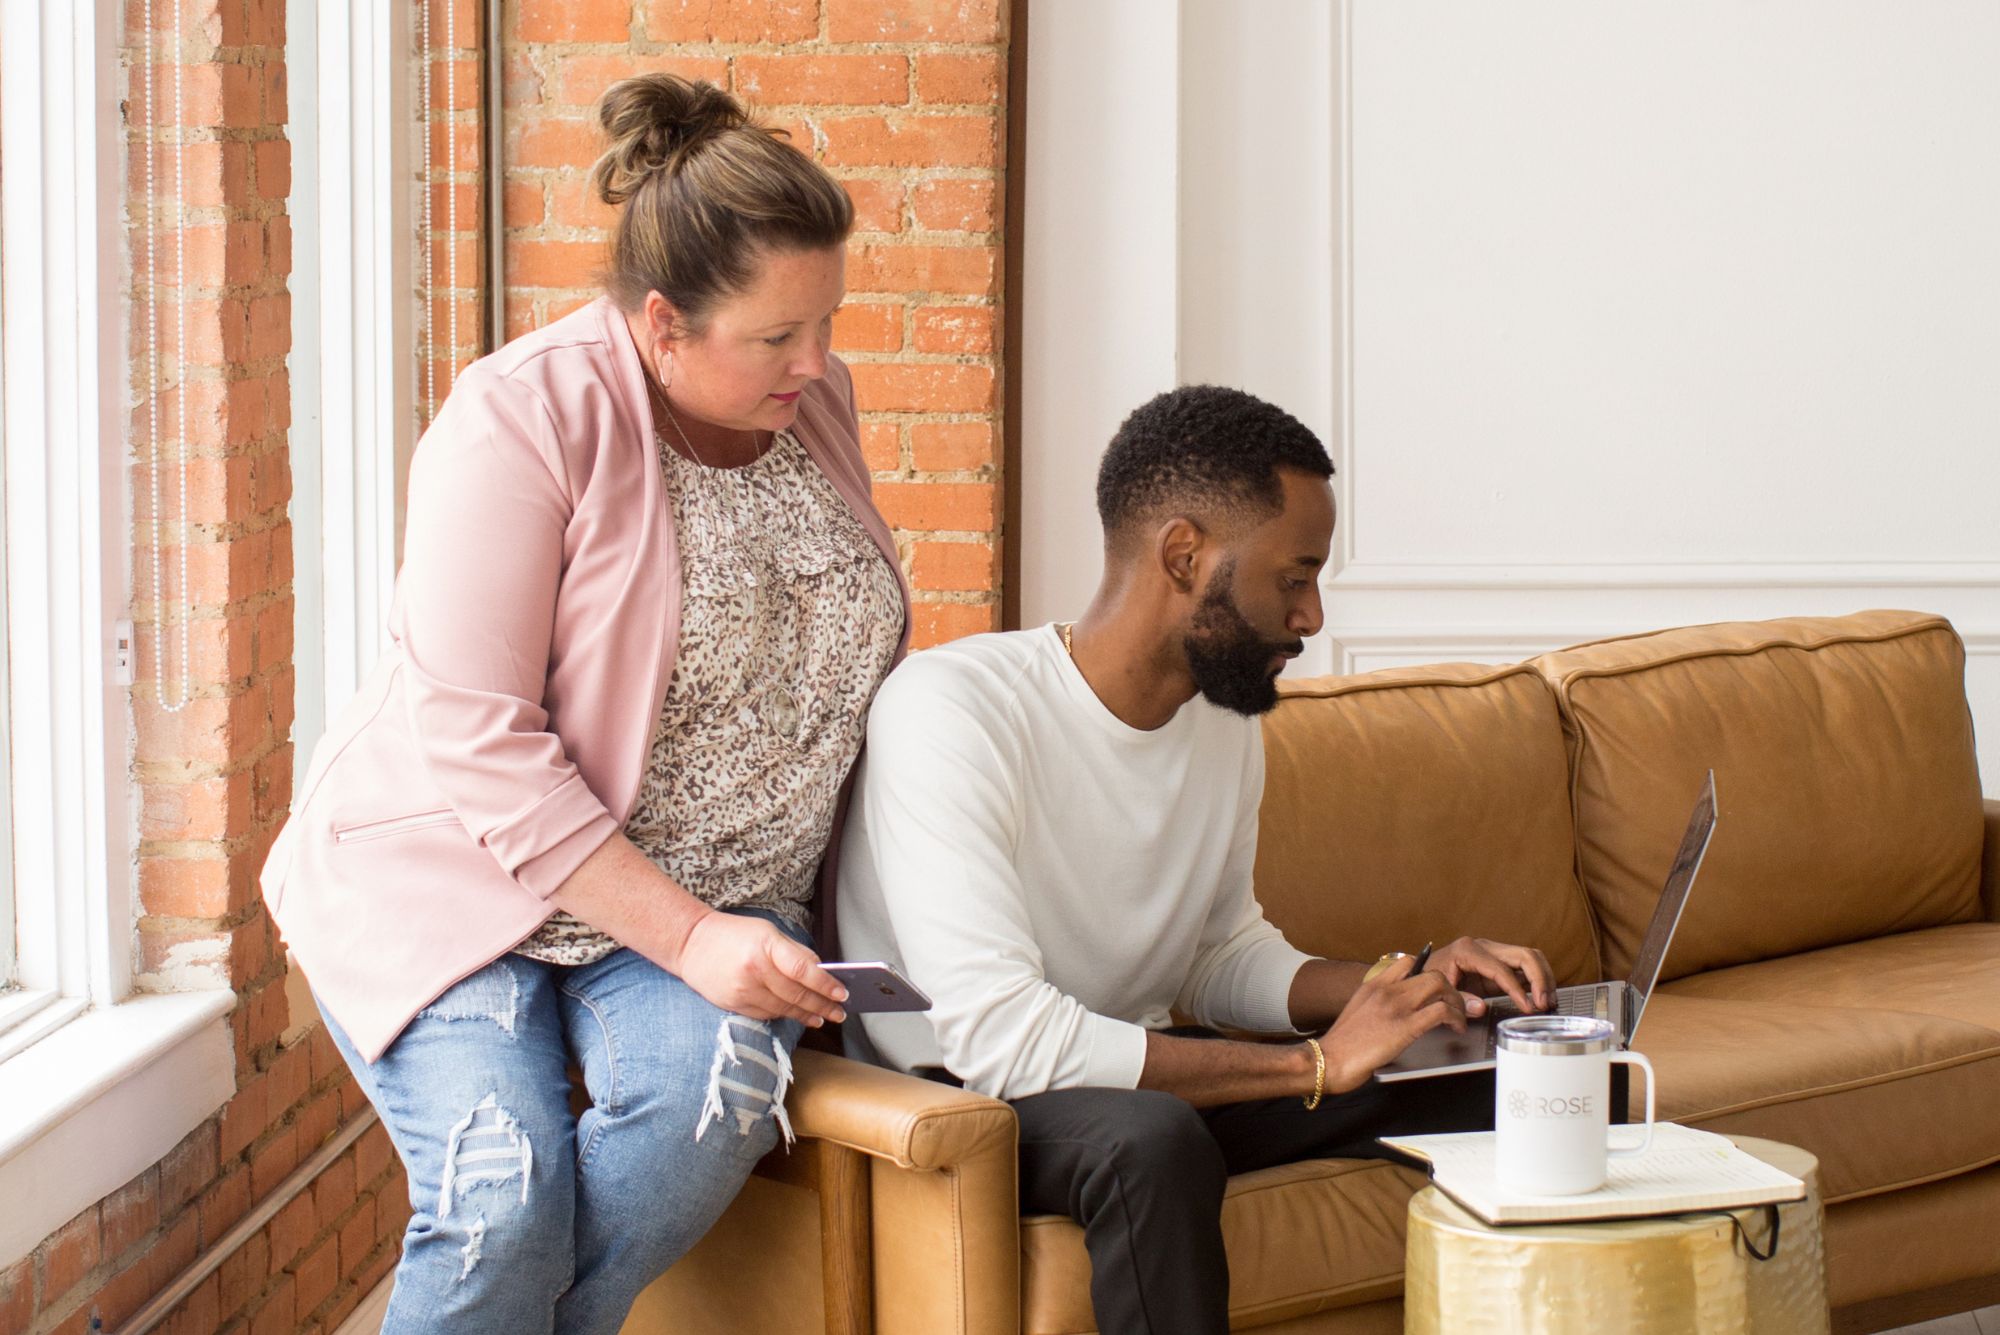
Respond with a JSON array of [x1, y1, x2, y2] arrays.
[[318, 908, 808, 1335]]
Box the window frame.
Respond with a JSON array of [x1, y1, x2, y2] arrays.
[[282, 0, 416, 1051], [290, 0, 416, 766], [0, 0, 241, 1269], [0, 0, 134, 1057]]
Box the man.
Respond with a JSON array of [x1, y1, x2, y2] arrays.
[[837, 386, 1554, 1335]]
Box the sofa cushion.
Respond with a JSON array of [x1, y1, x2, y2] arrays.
[[1021, 1157, 1424, 1334], [1531, 610, 1984, 981], [1255, 664, 1600, 988], [1633, 925, 2000, 1202], [1662, 921, 2000, 1040]]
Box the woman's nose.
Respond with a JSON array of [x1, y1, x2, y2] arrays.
[[795, 329, 830, 380]]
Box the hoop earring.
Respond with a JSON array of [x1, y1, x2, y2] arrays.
[[655, 347, 676, 392]]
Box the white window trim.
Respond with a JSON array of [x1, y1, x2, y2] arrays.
[[283, 0, 414, 1049], [292, 0, 415, 765], [0, 1, 235, 1263], [1, 0, 134, 1026]]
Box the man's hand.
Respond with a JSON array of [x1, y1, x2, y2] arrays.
[[1429, 936, 1555, 1015], [1319, 957, 1469, 1093]]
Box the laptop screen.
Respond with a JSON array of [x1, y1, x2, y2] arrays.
[[1624, 772, 1719, 1008]]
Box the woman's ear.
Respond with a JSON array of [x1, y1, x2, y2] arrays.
[[643, 290, 685, 347]]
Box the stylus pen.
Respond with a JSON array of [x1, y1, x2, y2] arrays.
[[1408, 941, 1434, 976]]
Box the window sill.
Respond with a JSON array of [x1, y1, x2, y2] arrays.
[[0, 990, 235, 1268], [0, 988, 87, 1063]]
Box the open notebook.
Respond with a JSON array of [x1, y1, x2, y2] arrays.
[[1378, 1123, 1805, 1225]]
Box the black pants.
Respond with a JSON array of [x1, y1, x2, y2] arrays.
[[1009, 1064, 1495, 1335]]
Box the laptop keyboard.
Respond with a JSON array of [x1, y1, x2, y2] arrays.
[[1486, 987, 1602, 1020], [1472, 988, 1603, 1059]]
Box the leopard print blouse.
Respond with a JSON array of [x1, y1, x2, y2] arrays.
[[512, 427, 903, 966]]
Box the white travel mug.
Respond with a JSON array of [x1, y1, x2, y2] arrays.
[[1495, 1015, 1656, 1196]]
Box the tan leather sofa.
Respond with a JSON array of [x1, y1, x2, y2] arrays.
[[628, 609, 2000, 1335]]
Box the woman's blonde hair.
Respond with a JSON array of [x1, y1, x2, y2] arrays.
[[592, 74, 853, 328]]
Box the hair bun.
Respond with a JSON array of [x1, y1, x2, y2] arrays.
[[593, 73, 749, 206]]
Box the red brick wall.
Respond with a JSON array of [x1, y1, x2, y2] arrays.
[[3, 4, 1012, 1333], [421, 0, 487, 428], [498, 0, 1009, 646], [0, 4, 403, 1333]]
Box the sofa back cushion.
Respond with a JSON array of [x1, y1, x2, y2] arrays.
[[1531, 610, 1984, 982], [1255, 663, 1601, 987]]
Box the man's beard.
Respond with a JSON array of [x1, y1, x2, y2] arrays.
[[1183, 562, 1305, 716]]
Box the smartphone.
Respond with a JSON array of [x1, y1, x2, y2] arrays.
[[822, 961, 933, 1013]]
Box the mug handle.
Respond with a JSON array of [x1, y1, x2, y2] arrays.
[[1608, 1050, 1656, 1158]]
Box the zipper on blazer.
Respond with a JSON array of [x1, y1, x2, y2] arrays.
[[331, 809, 458, 844]]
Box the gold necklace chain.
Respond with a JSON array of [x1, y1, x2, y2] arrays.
[[651, 377, 765, 470], [658, 392, 721, 469]]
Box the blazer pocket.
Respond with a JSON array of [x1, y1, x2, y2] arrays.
[[331, 808, 459, 844]]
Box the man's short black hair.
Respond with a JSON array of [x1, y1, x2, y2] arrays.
[[1095, 385, 1333, 546]]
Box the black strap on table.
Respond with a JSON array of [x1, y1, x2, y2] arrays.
[[1689, 1202, 1783, 1262]]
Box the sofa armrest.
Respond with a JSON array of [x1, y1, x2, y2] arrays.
[[771, 1049, 1023, 1335], [784, 1047, 1016, 1170], [1982, 799, 2000, 922]]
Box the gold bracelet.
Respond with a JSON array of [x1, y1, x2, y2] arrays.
[[1302, 1036, 1326, 1111]]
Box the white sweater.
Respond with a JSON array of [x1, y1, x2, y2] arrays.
[[837, 626, 1312, 1100]]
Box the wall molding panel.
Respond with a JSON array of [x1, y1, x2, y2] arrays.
[[1023, 2, 1999, 785], [1316, 3, 2000, 787], [1330, 562, 2000, 592]]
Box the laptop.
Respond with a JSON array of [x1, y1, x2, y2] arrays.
[[1373, 770, 1717, 1082]]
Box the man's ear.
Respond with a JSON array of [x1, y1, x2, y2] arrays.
[[1155, 516, 1207, 595]]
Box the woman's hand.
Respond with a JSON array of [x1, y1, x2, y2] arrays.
[[550, 833, 849, 1025], [675, 911, 849, 1027]]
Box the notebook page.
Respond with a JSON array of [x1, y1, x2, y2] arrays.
[[1381, 1123, 1805, 1222]]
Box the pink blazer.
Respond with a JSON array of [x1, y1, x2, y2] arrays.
[[261, 297, 912, 1061]]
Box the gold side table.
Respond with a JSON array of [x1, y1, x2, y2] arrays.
[[1404, 1135, 1828, 1334]]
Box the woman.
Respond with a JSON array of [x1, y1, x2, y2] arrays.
[[260, 74, 909, 1332]]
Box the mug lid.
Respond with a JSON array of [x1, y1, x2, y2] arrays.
[[1495, 1015, 1617, 1055]]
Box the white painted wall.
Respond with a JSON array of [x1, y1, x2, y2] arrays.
[[1021, 0, 2000, 789], [1018, 0, 1181, 626], [1020, 0, 1338, 627]]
